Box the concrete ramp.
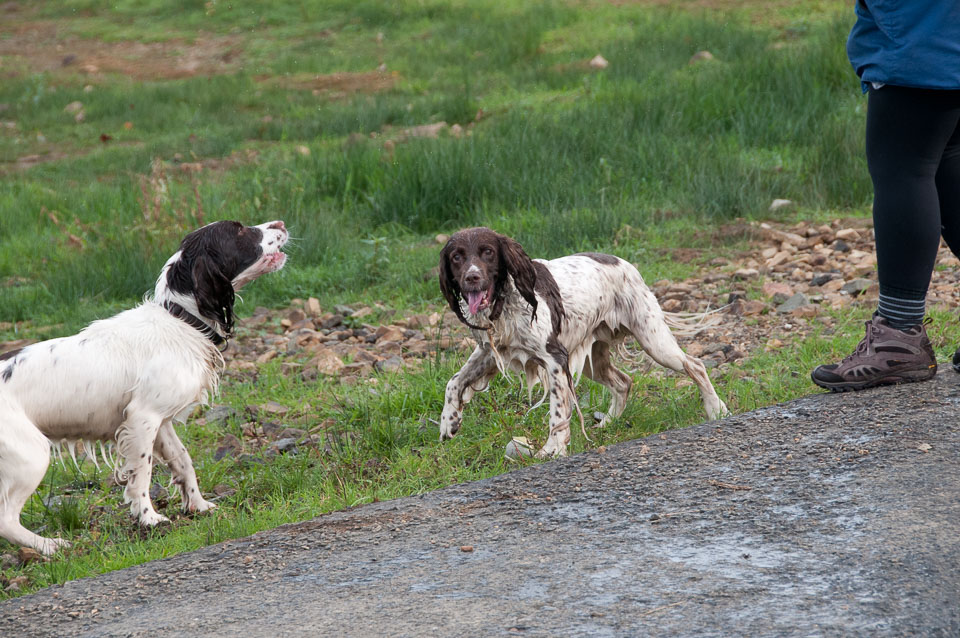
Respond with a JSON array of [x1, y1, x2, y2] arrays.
[[3, 372, 959, 637]]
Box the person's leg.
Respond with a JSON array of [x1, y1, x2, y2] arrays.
[[812, 86, 960, 392], [932, 105, 960, 371], [936, 109, 960, 257], [869, 86, 960, 329]]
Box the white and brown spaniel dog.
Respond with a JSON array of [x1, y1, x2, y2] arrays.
[[439, 227, 728, 458], [0, 220, 288, 555]]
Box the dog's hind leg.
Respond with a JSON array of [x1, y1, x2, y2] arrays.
[[115, 406, 168, 527], [626, 300, 728, 420], [154, 420, 215, 514], [440, 344, 499, 440], [583, 340, 633, 428], [0, 406, 69, 555]]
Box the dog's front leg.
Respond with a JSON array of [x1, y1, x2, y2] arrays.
[[154, 420, 215, 514], [115, 408, 168, 527], [440, 344, 499, 440], [537, 350, 576, 458]]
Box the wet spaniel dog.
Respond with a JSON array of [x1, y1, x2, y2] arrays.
[[0, 220, 288, 555], [438, 227, 728, 457]]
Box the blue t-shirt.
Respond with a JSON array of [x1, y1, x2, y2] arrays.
[[847, 0, 960, 92]]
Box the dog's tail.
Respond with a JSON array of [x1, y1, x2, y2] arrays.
[[661, 305, 727, 337]]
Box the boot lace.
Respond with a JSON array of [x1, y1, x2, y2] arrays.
[[840, 320, 877, 365]]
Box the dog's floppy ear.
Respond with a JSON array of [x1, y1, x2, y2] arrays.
[[494, 233, 539, 323], [192, 254, 236, 335], [438, 242, 467, 325]]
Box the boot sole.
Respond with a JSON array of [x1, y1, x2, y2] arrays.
[[811, 367, 937, 393]]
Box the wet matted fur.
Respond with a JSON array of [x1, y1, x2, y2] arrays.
[[438, 227, 728, 457]]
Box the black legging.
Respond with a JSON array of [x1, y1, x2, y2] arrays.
[[867, 85, 960, 300]]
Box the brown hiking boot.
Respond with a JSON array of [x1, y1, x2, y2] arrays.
[[811, 315, 937, 392]]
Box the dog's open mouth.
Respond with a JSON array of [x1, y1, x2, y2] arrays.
[[263, 251, 287, 272], [465, 288, 491, 314]]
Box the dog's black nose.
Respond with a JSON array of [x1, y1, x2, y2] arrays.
[[464, 271, 481, 287], [268, 221, 286, 231]]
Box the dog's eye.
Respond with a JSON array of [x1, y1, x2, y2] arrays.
[[451, 252, 463, 264], [481, 247, 494, 258]]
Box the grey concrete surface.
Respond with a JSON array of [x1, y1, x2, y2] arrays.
[[2, 371, 959, 637]]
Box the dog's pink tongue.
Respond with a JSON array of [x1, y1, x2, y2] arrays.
[[467, 291, 483, 314]]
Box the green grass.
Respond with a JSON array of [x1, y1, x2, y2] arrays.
[[4, 0, 937, 599], [1, 0, 861, 329]]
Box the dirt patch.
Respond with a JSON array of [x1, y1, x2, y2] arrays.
[[0, 20, 244, 80], [256, 71, 398, 96]]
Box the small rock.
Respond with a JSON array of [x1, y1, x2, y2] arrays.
[[256, 350, 277, 364], [296, 145, 310, 156], [314, 350, 345, 376], [404, 122, 447, 138], [776, 292, 811, 314], [768, 198, 794, 212], [278, 427, 307, 440], [17, 547, 45, 565], [64, 101, 83, 114], [260, 401, 290, 416], [661, 298, 683, 312], [214, 434, 242, 461], [270, 438, 298, 455], [435, 234, 450, 245], [689, 50, 714, 64], [376, 326, 406, 342], [505, 437, 533, 461], [810, 273, 837, 287], [375, 355, 404, 373], [460, 545, 475, 552], [765, 338, 784, 351], [321, 314, 344, 330], [306, 297, 322, 317], [831, 239, 851, 253], [205, 405, 238, 426], [261, 421, 284, 438], [762, 282, 792, 298], [5, 576, 28, 593], [733, 268, 760, 280], [841, 278, 874, 296], [588, 54, 609, 69], [765, 251, 790, 268], [835, 228, 861, 241], [821, 278, 845, 292]]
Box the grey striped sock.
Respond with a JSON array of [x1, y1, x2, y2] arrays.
[[877, 293, 926, 330]]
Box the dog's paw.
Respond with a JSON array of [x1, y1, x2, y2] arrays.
[[36, 536, 71, 556], [709, 399, 731, 420], [139, 511, 171, 527], [536, 438, 568, 459], [438, 408, 462, 440], [186, 499, 217, 514]]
